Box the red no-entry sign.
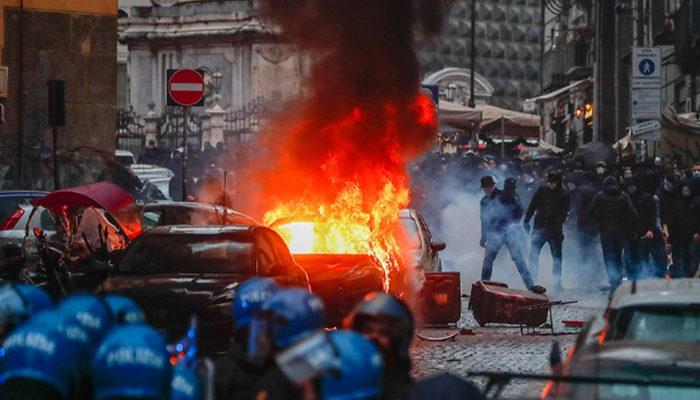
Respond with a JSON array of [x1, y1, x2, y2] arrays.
[[167, 69, 206, 107]]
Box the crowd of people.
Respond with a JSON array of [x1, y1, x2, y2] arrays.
[[0, 281, 485, 400], [411, 150, 700, 294]]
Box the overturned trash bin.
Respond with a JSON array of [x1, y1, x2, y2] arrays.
[[468, 281, 549, 327]]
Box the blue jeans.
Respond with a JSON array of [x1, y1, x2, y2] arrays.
[[600, 232, 630, 291], [529, 228, 563, 287], [481, 224, 534, 288]]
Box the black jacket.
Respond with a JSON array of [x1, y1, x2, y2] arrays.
[[252, 365, 301, 400], [480, 188, 524, 239], [668, 195, 698, 244], [524, 184, 570, 234], [586, 178, 638, 235], [629, 190, 660, 236], [214, 342, 268, 400], [569, 183, 598, 232]]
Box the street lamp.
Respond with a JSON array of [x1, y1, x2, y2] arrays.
[[445, 83, 457, 102], [468, 0, 477, 109], [212, 72, 223, 95]]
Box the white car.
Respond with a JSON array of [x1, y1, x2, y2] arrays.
[[129, 164, 175, 200], [0, 205, 56, 250], [397, 208, 445, 273], [115, 149, 136, 166], [602, 278, 700, 343]]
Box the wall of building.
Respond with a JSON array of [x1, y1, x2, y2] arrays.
[[0, 0, 118, 189]]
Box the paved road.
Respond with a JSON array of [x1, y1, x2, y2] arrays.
[[411, 288, 608, 398]]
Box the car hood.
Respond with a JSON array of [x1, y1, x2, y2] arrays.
[[293, 253, 383, 282], [574, 341, 700, 369]]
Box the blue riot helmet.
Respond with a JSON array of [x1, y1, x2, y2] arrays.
[[91, 324, 172, 400], [171, 365, 203, 400], [2, 311, 85, 399], [320, 331, 384, 400], [58, 293, 113, 347], [103, 295, 145, 324], [232, 278, 280, 331], [0, 284, 53, 335], [258, 288, 325, 349], [346, 292, 414, 365]]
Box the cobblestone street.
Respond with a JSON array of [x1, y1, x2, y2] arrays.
[[411, 289, 609, 398]]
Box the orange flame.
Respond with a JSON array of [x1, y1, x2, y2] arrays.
[[258, 94, 436, 291]]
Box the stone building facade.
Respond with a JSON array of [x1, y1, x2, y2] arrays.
[[418, 0, 542, 111], [0, 0, 118, 189]]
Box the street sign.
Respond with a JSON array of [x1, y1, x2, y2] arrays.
[[631, 89, 662, 120], [632, 77, 662, 89], [635, 131, 661, 141], [167, 69, 206, 107], [630, 120, 661, 136], [632, 48, 661, 79]]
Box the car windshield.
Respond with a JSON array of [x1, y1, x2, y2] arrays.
[[622, 308, 700, 343], [395, 217, 421, 249], [118, 234, 254, 274]]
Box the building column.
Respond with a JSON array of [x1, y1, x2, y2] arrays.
[[205, 95, 226, 147], [144, 103, 159, 146]]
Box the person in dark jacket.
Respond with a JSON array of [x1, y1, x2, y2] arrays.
[[668, 181, 699, 277], [215, 278, 279, 400], [479, 176, 536, 291], [524, 172, 570, 291], [626, 176, 666, 278], [567, 177, 601, 286], [139, 140, 164, 165], [586, 176, 638, 291]]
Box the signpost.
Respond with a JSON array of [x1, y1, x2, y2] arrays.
[[630, 48, 663, 154], [167, 69, 206, 201]]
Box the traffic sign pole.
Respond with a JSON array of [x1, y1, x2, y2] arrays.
[[166, 68, 206, 201], [182, 106, 189, 201]]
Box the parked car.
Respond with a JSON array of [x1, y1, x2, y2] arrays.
[[98, 225, 310, 354], [396, 208, 446, 273], [293, 253, 385, 325], [115, 149, 136, 166], [0, 190, 48, 225], [602, 278, 700, 343], [0, 205, 56, 250], [543, 340, 700, 400], [129, 164, 175, 200], [141, 202, 258, 229]]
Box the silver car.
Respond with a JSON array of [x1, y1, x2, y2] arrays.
[[397, 208, 446, 273]]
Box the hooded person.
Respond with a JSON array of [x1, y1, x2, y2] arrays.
[[667, 180, 699, 277], [586, 176, 638, 291], [346, 292, 414, 400], [214, 278, 280, 400], [625, 175, 666, 279], [524, 171, 570, 291], [478, 175, 539, 292], [91, 324, 172, 400], [252, 288, 326, 400]]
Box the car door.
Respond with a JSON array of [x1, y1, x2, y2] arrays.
[[256, 229, 310, 289]]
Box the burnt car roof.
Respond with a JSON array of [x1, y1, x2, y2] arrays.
[[140, 224, 259, 237]]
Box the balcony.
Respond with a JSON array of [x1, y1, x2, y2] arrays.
[[542, 38, 591, 91], [674, 0, 700, 73]]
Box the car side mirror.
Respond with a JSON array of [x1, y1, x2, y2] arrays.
[[430, 241, 447, 252]]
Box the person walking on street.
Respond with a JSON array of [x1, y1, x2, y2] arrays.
[[479, 176, 539, 292], [626, 176, 666, 279], [524, 172, 570, 292], [586, 176, 638, 292]]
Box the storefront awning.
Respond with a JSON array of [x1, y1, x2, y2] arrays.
[[523, 78, 593, 112]]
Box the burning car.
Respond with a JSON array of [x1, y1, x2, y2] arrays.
[[140, 202, 258, 229], [98, 225, 310, 354]]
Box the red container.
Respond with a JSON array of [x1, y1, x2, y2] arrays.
[[468, 281, 549, 327], [420, 272, 461, 325]]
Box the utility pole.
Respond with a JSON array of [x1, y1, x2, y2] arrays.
[[468, 0, 476, 109], [594, 0, 617, 144]]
